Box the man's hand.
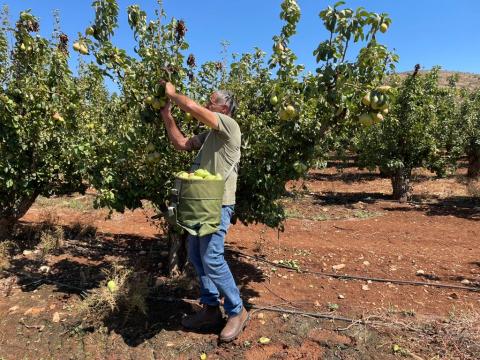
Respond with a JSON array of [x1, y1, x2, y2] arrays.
[[160, 98, 172, 119], [160, 80, 176, 98], [159, 80, 219, 129]]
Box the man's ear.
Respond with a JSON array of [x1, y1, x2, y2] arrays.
[[221, 104, 229, 115]]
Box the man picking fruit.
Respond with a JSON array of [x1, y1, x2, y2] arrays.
[[159, 81, 248, 342]]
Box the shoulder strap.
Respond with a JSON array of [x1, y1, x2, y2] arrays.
[[224, 154, 241, 181], [191, 132, 211, 169], [196, 131, 239, 181], [198, 131, 211, 154]]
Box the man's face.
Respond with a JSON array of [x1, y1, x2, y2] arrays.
[[206, 92, 227, 114]]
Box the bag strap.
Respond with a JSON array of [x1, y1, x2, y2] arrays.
[[198, 131, 211, 153], [196, 131, 239, 181], [191, 131, 211, 170], [224, 154, 240, 181]]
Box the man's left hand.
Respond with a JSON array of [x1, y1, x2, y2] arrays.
[[160, 98, 172, 118], [160, 80, 176, 98]]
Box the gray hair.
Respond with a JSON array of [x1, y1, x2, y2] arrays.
[[216, 90, 237, 116]]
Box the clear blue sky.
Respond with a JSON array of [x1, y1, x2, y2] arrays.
[[2, 0, 479, 75]]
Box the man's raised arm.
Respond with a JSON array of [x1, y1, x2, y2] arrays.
[[163, 82, 220, 130], [160, 100, 202, 151]]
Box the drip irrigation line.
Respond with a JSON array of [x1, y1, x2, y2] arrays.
[[231, 250, 480, 293], [0, 270, 362, 325], [148, 295, 360, 324], [33, 240, 480, 292]]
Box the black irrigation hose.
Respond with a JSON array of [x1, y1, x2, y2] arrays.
[[231, 250, 480, 293], [149, 295, 360, 323], [6, 240, 478, 295], [55, 241, 480, 292]]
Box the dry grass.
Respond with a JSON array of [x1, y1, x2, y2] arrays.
[[69, 221, 97, 240], [0, 241, 17, 270], [35, 194, 95, 211], [34, 210, 65, 256], [79, 263, 149, 325], [37, 227, 64, 255], [466, 179, 480, 198], [359, 309, 480, 360], [6, 209, 65, 252], [432, 310, 480, 359]]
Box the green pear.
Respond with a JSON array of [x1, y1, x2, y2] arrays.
[[144, 96, 153, 105], [359, 113, 373, 127], [194, 169, 210, 178], [377, 85, 392, 93], [285, 105, 296, 118], [362, 92, 371, 106]]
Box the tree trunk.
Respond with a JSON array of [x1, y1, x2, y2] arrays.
[[0, 218, 15, 241], [378, 166, 391, 179], [391, 169, 411, 202], [167, 226, 188, 277], [0, 193, 38, 240], [467, 152, 480, 179]]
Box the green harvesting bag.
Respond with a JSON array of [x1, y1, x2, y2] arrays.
[[168, 176, 225, 237], [163, 132, 239, 237]]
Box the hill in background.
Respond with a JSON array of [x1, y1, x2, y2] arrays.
[[397, 70, 480, 90]]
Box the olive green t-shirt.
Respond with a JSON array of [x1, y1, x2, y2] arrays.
[[191, 113, 241, 205]]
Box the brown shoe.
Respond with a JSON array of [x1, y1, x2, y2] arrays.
[[182, 304, 223, 330], [219, 307, 250, 342]]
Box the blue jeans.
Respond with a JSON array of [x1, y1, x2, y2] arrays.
[[187, 205, 243, 316]]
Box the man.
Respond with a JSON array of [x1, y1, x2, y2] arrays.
[[159, 82, 249, 343]]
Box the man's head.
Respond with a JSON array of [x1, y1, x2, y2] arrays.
[[206, 90, 237, 117]]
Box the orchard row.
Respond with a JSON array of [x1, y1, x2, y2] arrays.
[[1, 1, 479, 241]]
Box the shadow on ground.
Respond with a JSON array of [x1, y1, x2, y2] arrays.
[[310, 191, 479, 221], [308, 169, 460, 184], [382, 196, 480, 221], [312, 191, 390, 205], [2, 221, 263, 348]]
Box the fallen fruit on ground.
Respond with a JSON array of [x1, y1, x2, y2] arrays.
[[107, 280, 117, 292], [259, 337, 271, 344]]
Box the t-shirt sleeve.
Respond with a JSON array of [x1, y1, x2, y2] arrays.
[[216, 113, 240, 141], [192, 131, 209, 146]]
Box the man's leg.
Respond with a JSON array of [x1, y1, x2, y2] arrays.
[[199, 206, 249, 341], [187, 233, 220, 306], [182, 234, 223, 330]]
